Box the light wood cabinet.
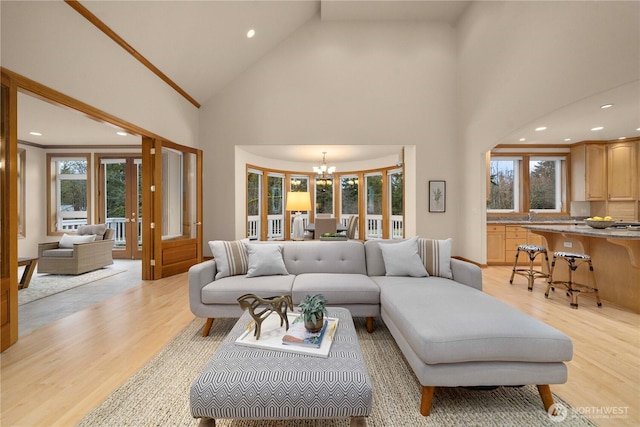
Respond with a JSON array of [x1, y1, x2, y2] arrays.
[[487, 223, 550, 265], [607, 142, 637, 201], [571, 143, 607, 201], [486, 225, 505, 263]]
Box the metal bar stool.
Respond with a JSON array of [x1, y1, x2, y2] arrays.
[[545, 251, 602, 309], [509, 244, 551, 291]]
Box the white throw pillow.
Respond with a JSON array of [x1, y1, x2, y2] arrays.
[[379, 236, 428, 277], [208, 239, 250, 280], [246, 244, 289, 278], [58, 233, 96, 248], [417, 237, 453, 279]]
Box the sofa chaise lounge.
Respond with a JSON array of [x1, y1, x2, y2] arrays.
[[188, 238, 572, 416]]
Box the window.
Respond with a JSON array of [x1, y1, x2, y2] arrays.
[[488, 158, 520, 212], [340, 175, 359, 216], [529, 158, 563, 212], [315, 176, 333, 215], [487, 155, 566, 214], [48, 154, 91, 233]]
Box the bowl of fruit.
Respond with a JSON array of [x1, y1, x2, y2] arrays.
[[584, 216, 614, 229]]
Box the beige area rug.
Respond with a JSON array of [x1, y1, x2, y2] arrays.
[[18, 268, 125, 305], [78, 317, 596, 427]]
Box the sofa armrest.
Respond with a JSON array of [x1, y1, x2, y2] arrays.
[[188, 260, 217, 314], [38, 242, 59, 257], [450, 258, 483, 291]]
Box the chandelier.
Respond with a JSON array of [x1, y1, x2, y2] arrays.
[[313, 152, 336, 183]]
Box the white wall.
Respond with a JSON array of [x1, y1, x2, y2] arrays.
[[457, 0, 640, 263], [200, 17, 458, 255], [1, 1, 199, 147]]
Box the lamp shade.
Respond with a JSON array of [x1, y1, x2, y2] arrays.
[[286, 191, 311, 212]]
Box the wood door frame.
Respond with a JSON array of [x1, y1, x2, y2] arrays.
[[96, 154, 143, 259], [1, 70, 19, 351], [0, 67, 201, 284]]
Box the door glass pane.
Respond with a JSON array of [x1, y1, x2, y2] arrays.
[[136, 159, 142, 249], [389, 171, 403, 239], [161, 148, 183, 239], [105, 160, 126, 247], [161, 148, 197, 240]]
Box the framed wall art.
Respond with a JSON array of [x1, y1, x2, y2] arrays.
[[429, 180, 446, 213]]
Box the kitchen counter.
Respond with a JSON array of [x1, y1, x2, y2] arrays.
[[523, 225, 640, 312]]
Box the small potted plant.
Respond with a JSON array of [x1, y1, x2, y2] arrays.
[[298, 294, 328, 332]]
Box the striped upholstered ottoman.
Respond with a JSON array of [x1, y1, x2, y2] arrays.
[[190, 307, 373, 426]]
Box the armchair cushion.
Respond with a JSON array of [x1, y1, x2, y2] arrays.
[[77, 224, 108, 240], [59, 233, 96, 248]]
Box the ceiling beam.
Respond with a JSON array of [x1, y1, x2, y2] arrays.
[[65, 0, 201, 109]]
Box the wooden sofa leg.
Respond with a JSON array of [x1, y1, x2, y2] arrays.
[[366, 317, 375, 333], [202, 318, 215, 337], [537, 384, 555, 413], [420, 386, 435, 416]]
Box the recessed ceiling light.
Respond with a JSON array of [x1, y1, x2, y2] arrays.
[[564, 138, 572, 142], [29, 131, 42, 136], [116, 131, 128, 136], [519, 138, 526, 142], [591, 126, 604, 131], [618, 136, 627, 140], [535, 126, 547, 131], [600, 103, 613, 109], [247, 29, 255, 38]]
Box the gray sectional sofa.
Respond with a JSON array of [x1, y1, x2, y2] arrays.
[[188, 239, 572, 416]]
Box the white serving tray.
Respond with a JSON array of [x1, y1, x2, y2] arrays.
[[235, 311, 338, 358]]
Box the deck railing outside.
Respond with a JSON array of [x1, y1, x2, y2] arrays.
[[248, 214, 403, 240]]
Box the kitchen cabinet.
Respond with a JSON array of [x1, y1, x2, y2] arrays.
[[571, 143, 607, 201], [486, 225, 505, 263], [607, 142, 637, 201], [487, 223, 551, 265]]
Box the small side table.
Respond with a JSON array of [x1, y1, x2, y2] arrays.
[[18, 257, 39, 289]]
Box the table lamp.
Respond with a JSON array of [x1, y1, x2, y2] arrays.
[[286, 192, 311, 241]]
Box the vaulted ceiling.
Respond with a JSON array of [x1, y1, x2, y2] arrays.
[[11, 1, 640, 150]]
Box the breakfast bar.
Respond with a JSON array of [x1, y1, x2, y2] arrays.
[[523, 224, 640, 313]]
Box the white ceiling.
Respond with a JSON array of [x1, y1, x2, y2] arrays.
[[15, 0, 640, 151]]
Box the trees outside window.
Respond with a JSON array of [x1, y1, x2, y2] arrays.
[[487, 155, 565, 213]]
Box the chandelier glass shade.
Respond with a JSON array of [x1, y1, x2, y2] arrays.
[[313, 152, 336, 180]]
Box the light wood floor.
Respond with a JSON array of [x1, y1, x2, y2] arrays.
[[1, 266, 638, 426]]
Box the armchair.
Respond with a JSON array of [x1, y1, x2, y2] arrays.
[[38, 224, 115, 275]]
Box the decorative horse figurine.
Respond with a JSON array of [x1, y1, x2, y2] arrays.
[[237, 293, 294, 340]]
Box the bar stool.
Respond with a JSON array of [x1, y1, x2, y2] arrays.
[[509, 244, 551, 291], [545, 251, 602, 309]]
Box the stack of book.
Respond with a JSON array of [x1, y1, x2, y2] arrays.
[[282, 316, 329, 349]]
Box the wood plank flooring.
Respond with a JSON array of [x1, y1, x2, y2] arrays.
[[1, 266, 638, 426]]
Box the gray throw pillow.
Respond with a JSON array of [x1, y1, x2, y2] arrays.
[[208, 239, 250, 280], [379, 236, 428, 277], [246, 244, 289, 277]]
